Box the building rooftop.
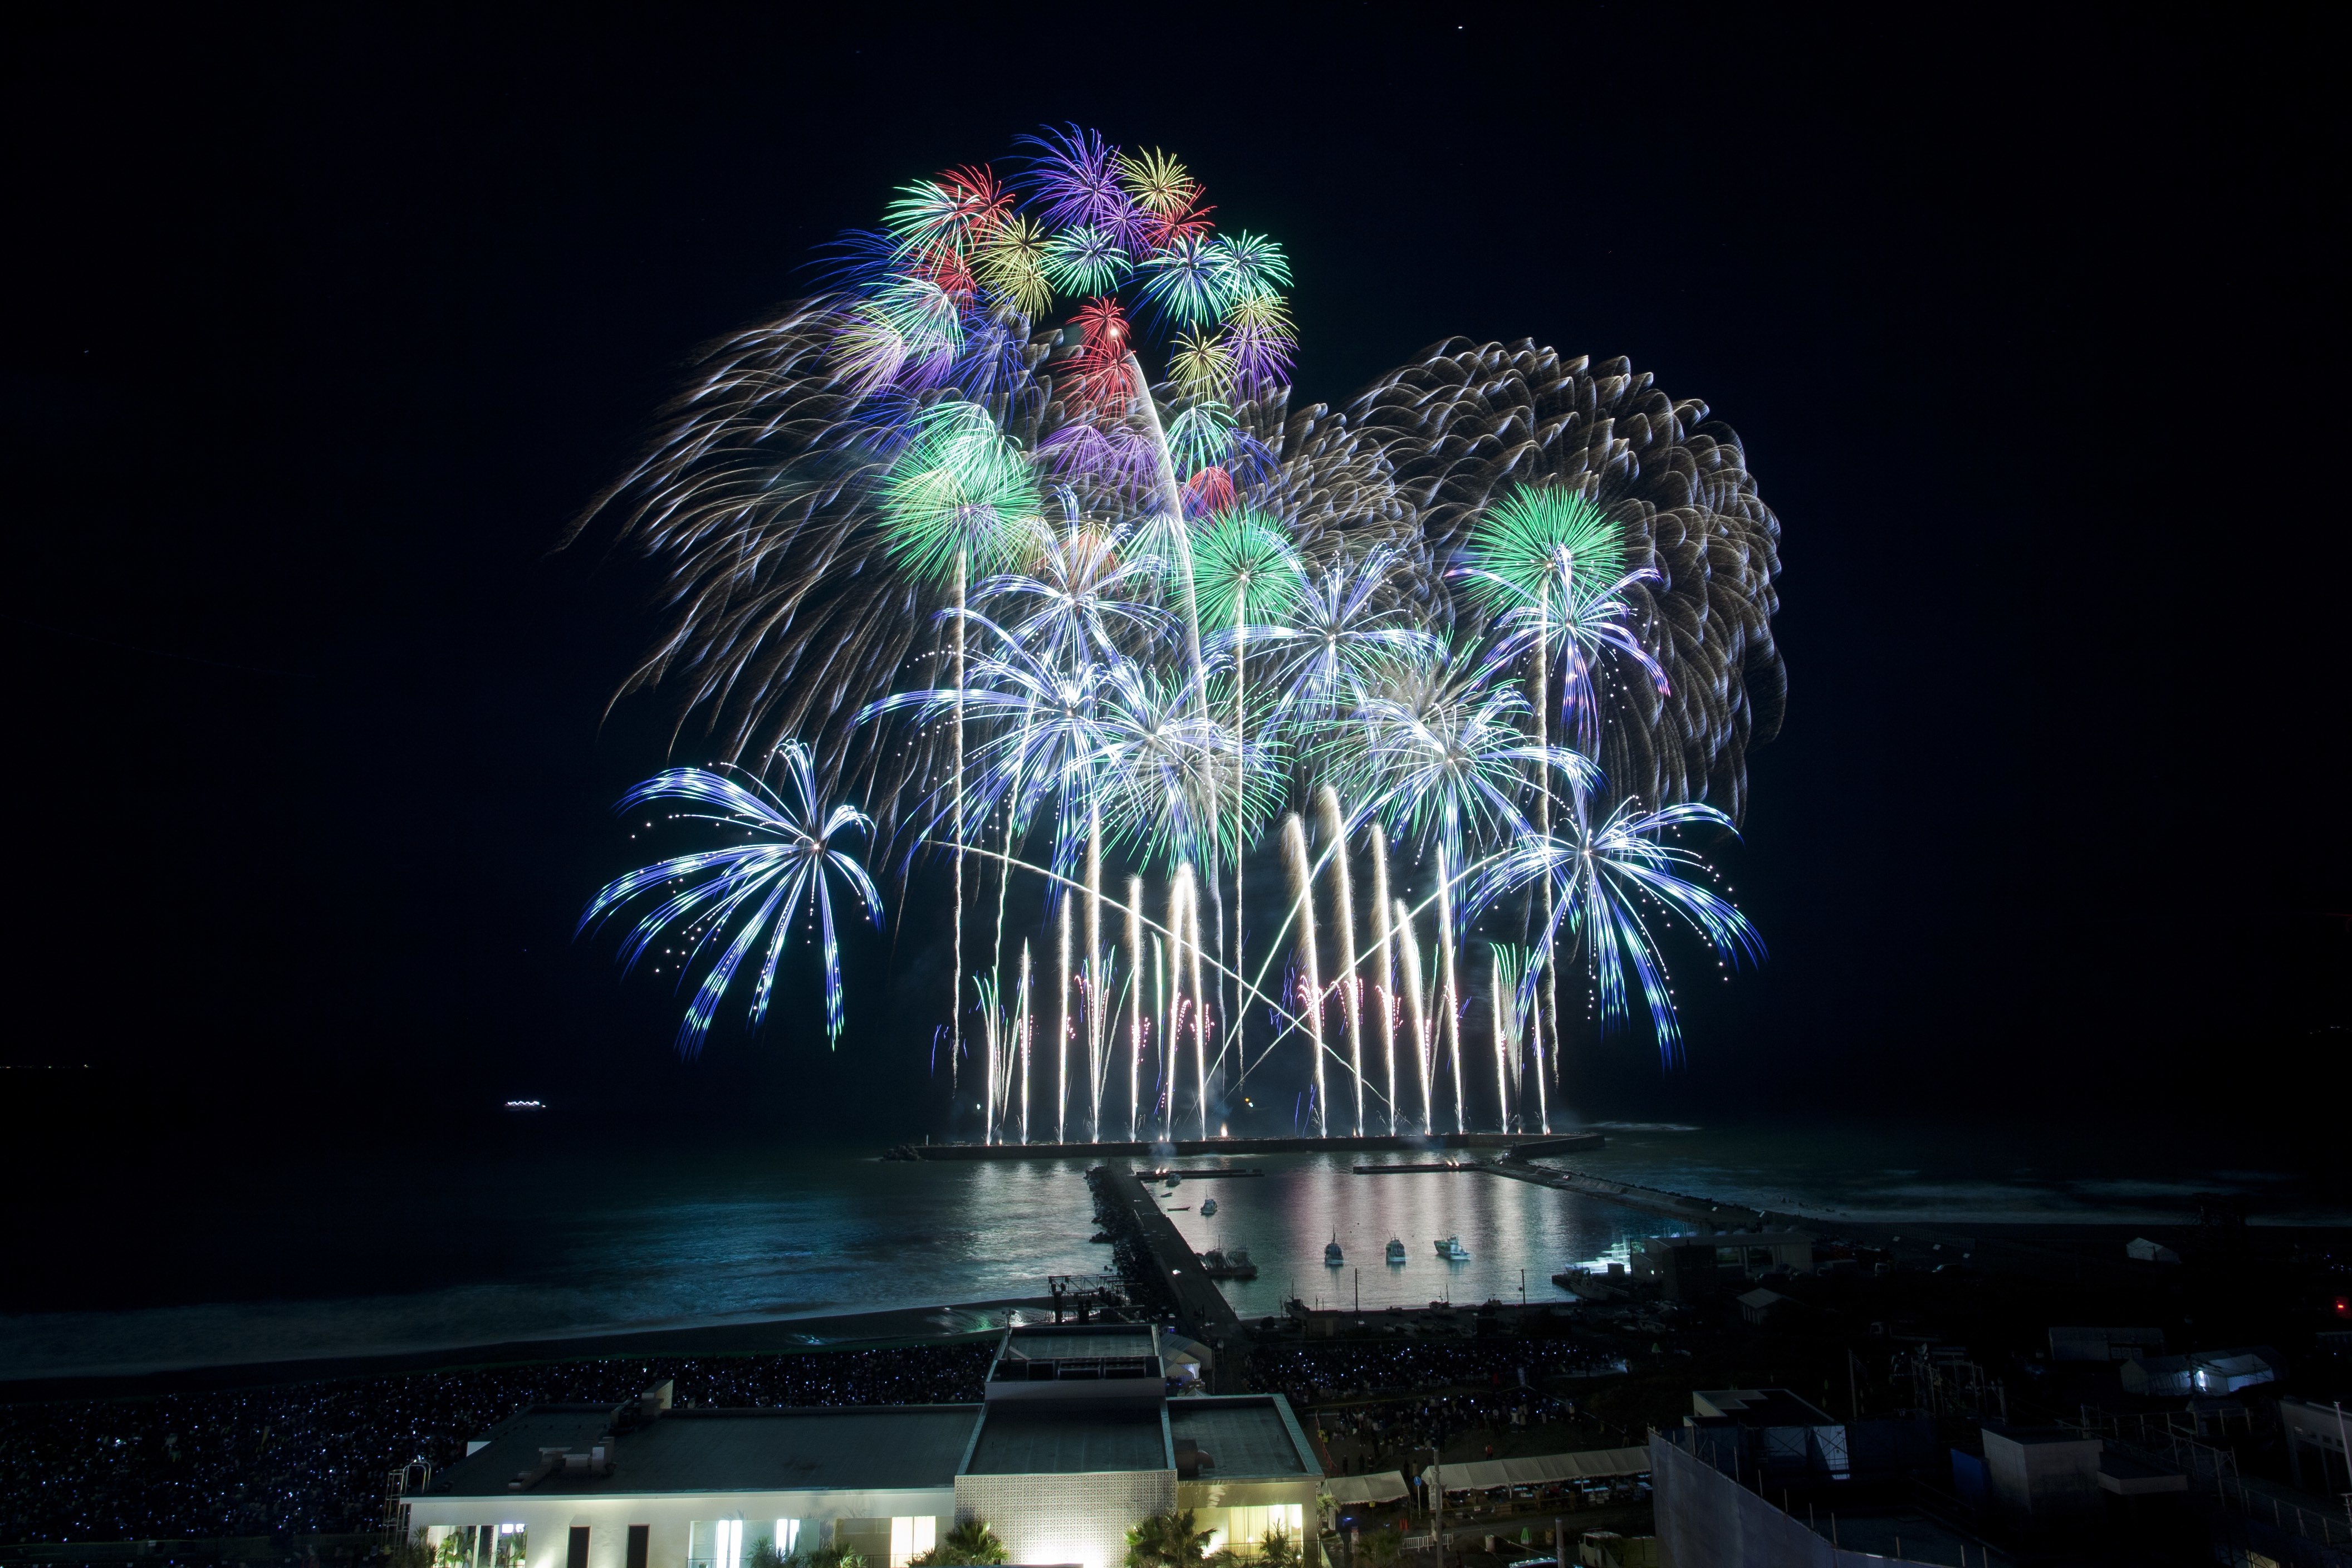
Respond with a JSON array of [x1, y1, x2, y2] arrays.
[[1167, 1399, 1311, 1478], [427, 1405, 984, 1498], [1982, 1423, 2100, 1450], [998, 1326, 1159, 1362], [963, 1404, 1169, 1476], [1690, 1389, 1836, 1428]]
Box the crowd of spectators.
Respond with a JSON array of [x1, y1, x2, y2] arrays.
[[1255, 1336, 1621, 1407], [0, 1345, 993, 1546], [1253, 1339, 1635, 1473]]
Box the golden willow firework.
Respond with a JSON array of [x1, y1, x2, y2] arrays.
[[571, 125, 1786, 1136]]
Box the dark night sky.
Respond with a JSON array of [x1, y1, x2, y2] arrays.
[[5, 6, 2343, 1148]]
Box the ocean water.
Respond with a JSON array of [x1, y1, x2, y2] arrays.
[[4, 1120, 2340, 1383]]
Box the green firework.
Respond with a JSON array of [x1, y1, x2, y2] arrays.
[[1457, 487, 1629, 619], [1189, 509, 1304, 628], [877, 402, 1037, 584]]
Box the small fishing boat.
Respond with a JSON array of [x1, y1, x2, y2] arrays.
[[1325, 1233, 1345, 1266], [1197, 1245, 1258, 1281], [1200, 1198, 1218, 1217], [1434, 1236, 1471, 1261], [1165, 1173, 1182, 1188], [1385, 1237, 1408, 1265]]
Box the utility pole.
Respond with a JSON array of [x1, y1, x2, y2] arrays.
[[1432, 1445, 1443, 1568]]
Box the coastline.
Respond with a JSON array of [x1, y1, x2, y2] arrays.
[[0, 1296, 1056, 1406]]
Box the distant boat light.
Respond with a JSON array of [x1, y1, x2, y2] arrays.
[[504, 1099, 546, 1110]]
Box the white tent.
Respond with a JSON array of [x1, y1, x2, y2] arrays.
[[1325, 1473, 1413, 1505], [1418, 1447, 1652, 1493]]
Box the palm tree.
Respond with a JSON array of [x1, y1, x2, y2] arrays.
[[580, 744, 884, 1055], [1125, 1510, 1213, 1568], [909, 1521, 1009, 1567]]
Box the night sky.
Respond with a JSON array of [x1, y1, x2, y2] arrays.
[[8, 8, 2343, 1149]]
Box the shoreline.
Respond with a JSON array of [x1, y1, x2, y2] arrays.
[[12, 1156, 2348, 1408], [0, 1296, 1058, 1406]]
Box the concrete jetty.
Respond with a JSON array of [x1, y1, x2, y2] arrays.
[[893, 1131, 1605, 1161], [1086, 1165, 1246, 1390]]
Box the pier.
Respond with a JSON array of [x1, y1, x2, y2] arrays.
[[1085, 1165, 1245, 1391]]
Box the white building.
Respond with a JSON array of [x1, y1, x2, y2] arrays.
[[398, 1326, 1321, 1568]]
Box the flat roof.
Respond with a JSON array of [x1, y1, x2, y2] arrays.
[[963, 1404, 1169, 1475], [1000, 1326, 1159, 1360], [1692, 1389, 1836, 1428], [1168, 1400, 1311, 1478], [427, 1406, 983, 1498]]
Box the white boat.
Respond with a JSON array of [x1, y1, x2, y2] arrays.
[[1385, 1238, 1408, 1265], [1325, 1233, 1345, 1266], [1434, 1236, 1471, 1261]]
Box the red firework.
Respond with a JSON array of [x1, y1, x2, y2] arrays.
[[1066, 297, 1135, 412], [1182, 465, 1236, 517], [910, 241, 977, 303], [1143, 190, 1217, 251], [935, 164, 1012, 241]]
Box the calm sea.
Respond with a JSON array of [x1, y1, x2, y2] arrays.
[[4, 1120, 2341, 1382]]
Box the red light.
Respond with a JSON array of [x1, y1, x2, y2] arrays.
[[2336, 1296, 2350, 1318]]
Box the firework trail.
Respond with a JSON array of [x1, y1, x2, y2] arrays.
[[1395, 898, 1433, 1135], [1282, 813, 1327, 1137], [1370, 827, 1398, 1135], [1086, 806, 1103, 1141], [1017, 941, 1033, 1145], [1056, 891, 1071, 1144], [1183, 863, 1209, 1139], [1487, 944, 1533, 1134], [1128, 875, 1144, 1140], [1319, 785, 1364, 1136]]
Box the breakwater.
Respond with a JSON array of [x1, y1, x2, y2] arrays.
[[893, 1131, 1604, 1161], [1084, 1165, 1244, 1389]]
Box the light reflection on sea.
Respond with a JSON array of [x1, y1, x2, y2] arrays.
[[4, 1120, 2340, 1381]]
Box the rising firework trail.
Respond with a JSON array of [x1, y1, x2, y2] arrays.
[[1056, 893, 1071, 1143], [1282, 812, 1327, 1137], [1370, 825, 1398, 1134], [1395, 898, 1433, 1135], [1128, 875, 1144, 1140], [1319, 785, 1364, 1135], [1017, 941, 1033, 1146]]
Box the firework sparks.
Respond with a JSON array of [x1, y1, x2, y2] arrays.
[[574, 125, 1784, 1128]]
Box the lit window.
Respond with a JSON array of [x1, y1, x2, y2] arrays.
[[889, 1517, 936, 1568], [689, 1521, 744, 1568]]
